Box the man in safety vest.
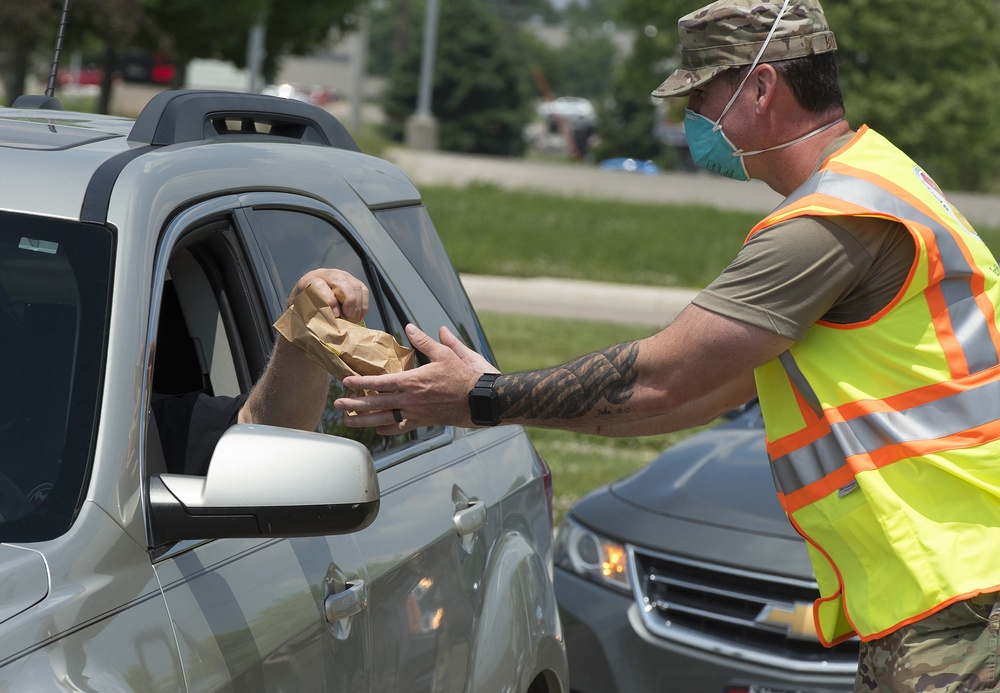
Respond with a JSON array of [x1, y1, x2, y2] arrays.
[[332, 1, 1000, 689]]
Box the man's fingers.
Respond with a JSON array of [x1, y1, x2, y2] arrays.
[[406, 323, 434, 347], [338, 375, 400, 398], [405, 323, 452, 358], [339, 407, 419, 434], [288, 269, 369, 322], [439, 326, 499, 373]]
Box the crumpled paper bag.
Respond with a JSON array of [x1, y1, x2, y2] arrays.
[[273, 284, 415, 384]]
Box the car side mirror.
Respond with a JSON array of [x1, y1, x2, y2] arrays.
[[147, 424, 380, 547]]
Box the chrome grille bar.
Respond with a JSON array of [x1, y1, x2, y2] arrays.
[[627, 545, 858, 675]]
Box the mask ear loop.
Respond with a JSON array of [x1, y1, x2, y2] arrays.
[[712, 0, 792, 132]]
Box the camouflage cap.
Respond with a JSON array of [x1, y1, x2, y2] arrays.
[[652, 0, 837, 99]]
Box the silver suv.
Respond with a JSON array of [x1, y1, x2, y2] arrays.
[[0, 90, 567, 692]]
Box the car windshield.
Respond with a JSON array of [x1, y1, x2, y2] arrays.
[[0, 213, 113, 542]]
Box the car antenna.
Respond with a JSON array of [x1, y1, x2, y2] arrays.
[[45, 0, 73, 98]]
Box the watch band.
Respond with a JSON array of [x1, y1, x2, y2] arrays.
[[468, 373, 502, 426]]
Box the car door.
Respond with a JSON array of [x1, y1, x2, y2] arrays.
[[245, 200, 501, 691], [145, 204, 373, 693]]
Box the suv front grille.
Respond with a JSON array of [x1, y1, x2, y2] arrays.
[[630, 547, 858, 673]]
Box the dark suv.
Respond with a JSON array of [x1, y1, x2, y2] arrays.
[[0, 90, 567, 692]]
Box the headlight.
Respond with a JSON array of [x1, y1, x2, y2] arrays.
[[554, 516, 630, 593]]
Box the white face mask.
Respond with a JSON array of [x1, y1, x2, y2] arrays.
[[685, 0, 843, 181]]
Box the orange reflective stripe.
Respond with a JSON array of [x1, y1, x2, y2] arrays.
[[925, 280, 971, 378], [778, 463, 856, 512], [749, 193, 875, 239]]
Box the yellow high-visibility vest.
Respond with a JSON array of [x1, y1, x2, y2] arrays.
[[752, 126, 1000, 645]]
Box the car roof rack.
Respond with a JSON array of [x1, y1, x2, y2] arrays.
[[128, 89, 359, 151]]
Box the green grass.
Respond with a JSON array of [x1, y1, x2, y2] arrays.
[[348, 122, 390, 158], [423, 183, 1000, 290], [423, 183, 766, 288], [479, 312, 710, 524]]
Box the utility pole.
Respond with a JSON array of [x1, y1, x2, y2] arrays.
[[247, 15, 267, 94], [404, 0, 440, 149], [348, 9, 371, 130]]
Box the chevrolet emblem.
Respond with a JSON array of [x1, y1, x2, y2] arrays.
[[754, 602, 818, 640]]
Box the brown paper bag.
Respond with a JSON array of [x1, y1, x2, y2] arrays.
[[273, 284, 415, 382]]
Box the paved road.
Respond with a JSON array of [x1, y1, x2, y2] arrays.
[[459, 274, 695, 329]]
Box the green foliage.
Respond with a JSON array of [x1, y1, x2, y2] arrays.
[[553, 26, 619, 99], [373, 0, 618, 103], [0, 0, 61, 102], [561, 0, 619, 26], [366, 0, 411, 77], [518, 25, 618, 100], [602, 0, 1000, 191], [591, 56, 666, 164], [144, 0, 359, 82], [381, 0, 532, 156], [825, 0, 1000, 192], [592, 0, 700, 165]]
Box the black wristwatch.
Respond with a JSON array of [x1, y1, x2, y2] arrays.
[[468, 373, 502, 426]]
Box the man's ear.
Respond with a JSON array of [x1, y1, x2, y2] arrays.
[[752, 64, 779, 114]]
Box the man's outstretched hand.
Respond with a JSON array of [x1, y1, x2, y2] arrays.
[[334, 324, 499, 433]]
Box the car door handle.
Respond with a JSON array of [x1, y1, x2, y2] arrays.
[[454, 500, 486, 536], [324, 580, 366, 623]]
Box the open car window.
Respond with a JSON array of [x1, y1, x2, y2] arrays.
[[250, 207, 432, 459], [148, 219, 264, 478], [0, 213, 113, 542]]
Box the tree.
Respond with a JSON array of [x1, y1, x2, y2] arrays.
[[601, 0, 1000, 191], [825, 0, 1000, 192], [381, 0, 533, 156], [366, 0, 411, 77], [63, 0, 149, 113], [129, 0, 362, 87], [591, 0, 698, 166], [142, 0, 263, 86], [0, 0, 61, 105]]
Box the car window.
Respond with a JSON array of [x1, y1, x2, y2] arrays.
[[374, 205, 495, 363], [149, 220, 264, 477], [0, 213, 113, 542], [250, 208, 413, 457]]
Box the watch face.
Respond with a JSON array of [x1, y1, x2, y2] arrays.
[[469, 378, 500, 425], [470, 395, 498, 425]]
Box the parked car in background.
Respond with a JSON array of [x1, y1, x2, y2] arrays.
[[0, 89, 567, 692], [262, 82, 338, 106], [120, 49, 178, 85], [554, 401, 859, 693]]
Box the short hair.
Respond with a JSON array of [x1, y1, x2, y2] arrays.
[[726, 52, 844, 115]]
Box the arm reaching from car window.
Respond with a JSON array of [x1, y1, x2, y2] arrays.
[[333, 305, 789, 436], [239, 268, 369, 429]]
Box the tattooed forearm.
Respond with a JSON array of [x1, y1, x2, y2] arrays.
[[496, 342, 640, 421]]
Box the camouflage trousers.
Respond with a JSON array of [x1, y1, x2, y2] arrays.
[[855, 592, 1000, 692]]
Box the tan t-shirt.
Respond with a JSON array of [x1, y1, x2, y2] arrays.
[[692, 136, 917, 341]]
